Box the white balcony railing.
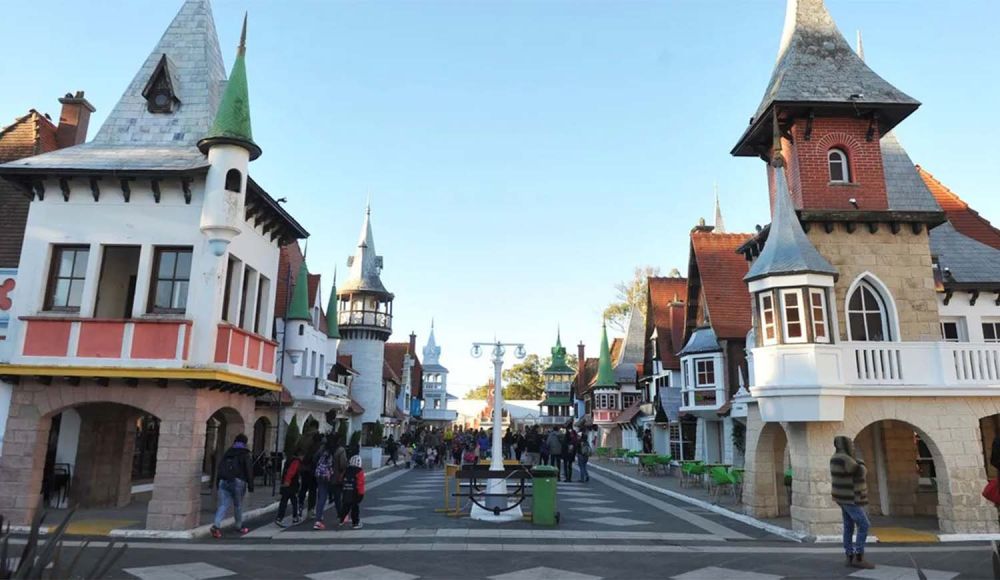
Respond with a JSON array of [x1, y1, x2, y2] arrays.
[[751, 341, 1000, 422]]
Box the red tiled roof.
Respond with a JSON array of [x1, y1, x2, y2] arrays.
[[610, 338, 623, 365], [917, 166, 1000, 250], [275, 243, 328, 332], [647, 277, 688, 370], [688, 232, 754, 340], [385, 342, 424, 398], [582, 357, 600, 388], [337, 354, 354, 371], [616, 399, 642, 424]]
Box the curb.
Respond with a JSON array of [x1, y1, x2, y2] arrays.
[[109, 464, 397, 540], [587, 462, 807, 543]]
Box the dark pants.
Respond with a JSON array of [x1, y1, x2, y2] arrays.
[[277, 486, 299, 520], [298, 471, 317, 512], [562, 454, 575, 481], [578, 455, 590, 481], [338, 493, 365, 525], [550, 456, 562, 478]]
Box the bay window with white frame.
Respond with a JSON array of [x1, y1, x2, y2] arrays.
[[749, 279, 834, 347]]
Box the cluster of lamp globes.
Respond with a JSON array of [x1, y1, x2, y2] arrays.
[[470, 343, 526, 360]]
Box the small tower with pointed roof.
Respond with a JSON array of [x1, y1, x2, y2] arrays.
[[336, 205, 394, 434], [540, 330, 576, 426], [420, 321, 457, 423]]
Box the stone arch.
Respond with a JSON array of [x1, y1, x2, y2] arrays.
[[203, 406, 248, 480], [742, 416, 790, 519], [252, 416, 271, 458], [844, 271, 901, 342]]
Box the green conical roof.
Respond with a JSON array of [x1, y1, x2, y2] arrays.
[[325, 276, 340, 339], [544, 330, 575, 374], [593, 323, 618, 389], [286, 262, 310, 321], [198, 15, 262, 160]]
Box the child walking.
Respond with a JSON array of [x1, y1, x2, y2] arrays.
[[275, 450, 303, 527], [338, 455, 366, 529]]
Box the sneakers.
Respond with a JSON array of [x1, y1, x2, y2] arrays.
[[275, 518, 287, 528], [851, 554, 875, 570], [210, 526, 222, 539], [238, 527, 249, 535], [292, 515, 301, 524], [352, 522, 364, 529], [313, 521, 326, 530]]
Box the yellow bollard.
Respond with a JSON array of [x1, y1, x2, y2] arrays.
[[436, 463, 460, 514]]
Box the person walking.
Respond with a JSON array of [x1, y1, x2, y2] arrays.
[[562, 428, 578, 482], [524, 428, 540, 467], [337, 455, 367, 529], [297, 432, 322, 519], [210, 433, 254, 538], [386, 435, 399, 468], [830, 435, 874, 570], [313, 433, 348, 530], [577, 432, 592, 482], [275, 449, 302, 527], [546, 428, 563, 481]]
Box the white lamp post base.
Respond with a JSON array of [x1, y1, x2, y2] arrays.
[[469, 477, 524, 522]]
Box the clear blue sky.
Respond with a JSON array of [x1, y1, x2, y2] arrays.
[[3, 1, 998, 396]]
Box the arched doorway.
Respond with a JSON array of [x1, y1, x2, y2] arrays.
[[203, 407, 246, 485], [40, 402, 159, 510], [979, 413, 1000, 480], [854, 419, 942, 528], [252, 416, 271, 458], [746, 421, 790, 518]]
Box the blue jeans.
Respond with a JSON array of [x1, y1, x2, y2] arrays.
[[577, 455, 590, 481], [214, 478, 246, 528], [841, 504, 869, 555], [315, 481, 342, 522]]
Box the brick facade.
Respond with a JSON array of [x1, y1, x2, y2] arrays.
[[0, 379, 255, 530], [768, 117, 889, 212]]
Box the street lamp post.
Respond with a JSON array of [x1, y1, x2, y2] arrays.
[[470, 340, 525, 522]]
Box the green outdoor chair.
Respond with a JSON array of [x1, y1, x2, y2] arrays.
[[709, 466, 736, 503], [654, 454, 673, 476], [638, 455, 658, 476]]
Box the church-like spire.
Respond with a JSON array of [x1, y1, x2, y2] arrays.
[[325, 270, 340, 339], [423, 321, 444, 368], [198, 13, 261, 160], [713, 183, 726, 233], [286, 260, 311, 321], [593, 323, 617, 389], [544, 328, 574, 374], [340, 205, 391, 296]]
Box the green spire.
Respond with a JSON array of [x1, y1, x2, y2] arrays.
[[594, 323, 618, 389], [544, 327, 575, 374], [325, 271, 340, 339], [198, 14, 262, 160], [286, 262, 310, 321]]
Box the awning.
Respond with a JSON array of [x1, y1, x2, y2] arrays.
[[538, 396, 571, 406], [615, 400, 643, 425], [347, 399, 365, 415], [716, 401, 732, 417]]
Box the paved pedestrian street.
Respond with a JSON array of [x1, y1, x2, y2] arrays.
[[62, 467, 994, 579]]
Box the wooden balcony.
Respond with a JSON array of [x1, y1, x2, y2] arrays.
[[19, 316, 191, 365]]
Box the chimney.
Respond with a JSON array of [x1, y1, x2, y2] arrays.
[[576, 341, 586, 398], [408, 332, 417, 355], [56, 91, 95, 148]]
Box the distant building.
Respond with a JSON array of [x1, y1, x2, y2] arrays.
[[420, 322, 458, 425]]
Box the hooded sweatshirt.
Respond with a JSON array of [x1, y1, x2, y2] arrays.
[[219, 444, 254, 492], [830, 435, 867, 506]]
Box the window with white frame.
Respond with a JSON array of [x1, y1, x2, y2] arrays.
[[809, 289, 830, 343], [828, 148, 850, 183], [683, 357, 719, 407], [847, 281, 892, 341], [940, 317, 967, 342], [984, 320, 1000, 343], [759, 292, 777, 345], [780, 290, 807, 343]]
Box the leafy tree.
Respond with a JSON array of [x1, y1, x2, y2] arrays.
[[502, 354, 546, 399], [283, 416, 300, 459], [603, 265, 661, 332], [464, 382, 492, 399]]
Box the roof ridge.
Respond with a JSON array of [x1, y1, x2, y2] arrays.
[[0, 112, 36, 141], [918, 165, 1000, 249]]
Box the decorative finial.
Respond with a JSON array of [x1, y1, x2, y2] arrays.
[[856, 30, 865, 62], [238, 13, 248, 56], [771, 109, 785, 168], [365, 190, 372, 216]]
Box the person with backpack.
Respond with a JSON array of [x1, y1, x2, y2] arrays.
[[275, 449, 303, 527], [210, 433, 254, 538], [313, 433, 348, 530], [577, 431, 593, 483], [297, 432, 322, 518], [337, 455, 367, 529], [562, 428, 578, 482]]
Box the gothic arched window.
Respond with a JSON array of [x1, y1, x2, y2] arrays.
[[828, 148, 850, 183], [847, 281, 891, 341]]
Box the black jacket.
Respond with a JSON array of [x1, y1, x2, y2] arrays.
[[219, 446, 254, 492]]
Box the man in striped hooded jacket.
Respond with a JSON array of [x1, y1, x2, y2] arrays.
[[830, 435, 874, 570]]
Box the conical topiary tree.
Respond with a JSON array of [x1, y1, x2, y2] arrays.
[[283, 416, 301, 459]]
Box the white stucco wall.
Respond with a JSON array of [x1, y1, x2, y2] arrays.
[[337, 338, 385, 426], [937, 292, 1000, 342]]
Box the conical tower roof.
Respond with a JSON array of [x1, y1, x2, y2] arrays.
[[593, 324, 618, 389], [286, 261, 311, 321], [325, 274, 340, 338], [339, 206, 392, 297], [198, 14, 261, 159], [544, 329, 575, 374]]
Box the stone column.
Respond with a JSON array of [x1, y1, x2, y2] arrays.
[[146, 392, 206, 531], [0, 384, 51, 525], [786, 421, 841, 536], [72, 406, 137, 508], [741, 406, 789, 519], [931, 420, 1000, 534]]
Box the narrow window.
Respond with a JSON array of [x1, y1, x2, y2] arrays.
[[984, 321, 1000, 343], [694, 358, 717, 406], [781, 290, 806, 343], [847, 281, 891, 341], [828, 148, 850, 183], [759, 292, 778, 345], [149, 247, 192, 314], [254, 275, 269, 335], [939, 318, 966, 342], [222, 256, 238, 322], [45, 245, 89, 311], [225, 169, 242, 193], [809, 289, 830, 343]]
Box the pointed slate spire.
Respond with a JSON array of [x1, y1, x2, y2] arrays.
[[593, 323, 618, 389], [745, 113, 837, 282], [199, 13, 262, 160], [340, 205, 391, 296], [713, 183, 726, 233], [286, 261, 311, 321], [325, 270, 340, 338]]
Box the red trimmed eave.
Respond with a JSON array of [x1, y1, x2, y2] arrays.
[[690, 232, 754, 340], [917, 166, 1000, 250], [648, 277, 688, 370]]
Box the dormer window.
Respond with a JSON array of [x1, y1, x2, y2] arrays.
[[143, 55, 180, 114], [828, 148, 850, 183]]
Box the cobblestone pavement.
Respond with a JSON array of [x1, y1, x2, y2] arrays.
[[61, 466, 996, 579]]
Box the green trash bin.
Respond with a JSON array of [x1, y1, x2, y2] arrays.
[[531, 465, 559, 525]]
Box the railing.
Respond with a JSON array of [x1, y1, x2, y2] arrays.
[[214, 324, 277, 375], [421, 408, 458, 421], [842, 342, 1000, 386], [337, 308, 392, 330], [539, 415, 571, 425], [317, 379, 349, 399], [850, 344, 904, 383], [949, 345, 1000, 382], [19, 316, 191, 364]]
